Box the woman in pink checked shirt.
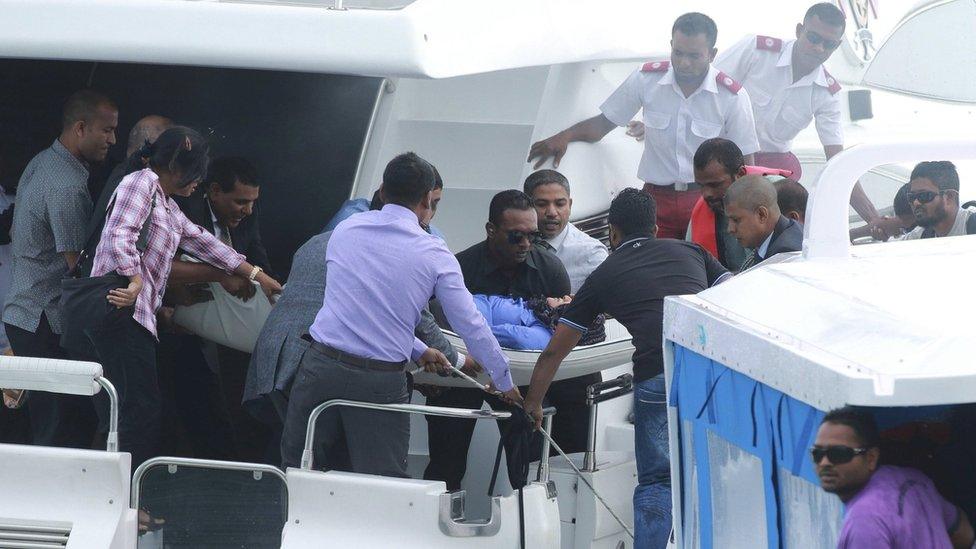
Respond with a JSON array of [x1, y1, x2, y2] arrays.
[[88, 126, 281, 466]]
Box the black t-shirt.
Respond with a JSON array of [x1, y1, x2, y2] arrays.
[[560, 237, 728, 382], [455, 240, 571, 298]]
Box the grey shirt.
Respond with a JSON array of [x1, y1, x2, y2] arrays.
[[2, 139, 92, 334]]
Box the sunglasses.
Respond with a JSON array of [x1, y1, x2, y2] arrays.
[[506, 230, 543, 245], [810, 445, 868, 465], [906, 190, 943, 204], [805, 30, 842, 51]]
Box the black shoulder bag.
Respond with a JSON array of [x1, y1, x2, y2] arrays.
[[59, 192, 154, 357]]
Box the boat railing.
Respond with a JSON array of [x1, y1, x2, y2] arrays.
[[0, 356, 120, 452]]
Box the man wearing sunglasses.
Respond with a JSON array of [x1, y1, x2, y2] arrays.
[[425, 189, 575, 491], [713, 3, 881, 225], [902, 161, 976, 240], [814, 407, 974, 548]]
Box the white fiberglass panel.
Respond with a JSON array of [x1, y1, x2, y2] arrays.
[[707, 430, 768, 548]]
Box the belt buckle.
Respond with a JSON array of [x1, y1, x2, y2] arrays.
[[674, 181, 689, 192]]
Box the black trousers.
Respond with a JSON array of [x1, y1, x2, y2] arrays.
[[4, 314, 97, 449], [89, 315, 161, 468], [280, 345, 410, 476], [424, 373, 600, 491], [156, 334, 236, 461]]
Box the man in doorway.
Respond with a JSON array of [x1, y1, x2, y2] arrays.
[[901, 161, 975, 240], [3, 89, 118, 448], [528, 12, 759, 239]]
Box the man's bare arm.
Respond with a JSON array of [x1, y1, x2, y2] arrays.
[[950, 506, 974, 549], [62, 252, 80, 271], [527, 114, 618, 169], [168, 259, 229, 284], [825, 145, 880, 222], [524, 324, 583, 429]]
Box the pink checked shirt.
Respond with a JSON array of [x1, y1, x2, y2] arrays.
[[91, 168, 245, 337]]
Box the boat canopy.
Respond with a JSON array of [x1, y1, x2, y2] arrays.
[[2, 0, 830, 78]]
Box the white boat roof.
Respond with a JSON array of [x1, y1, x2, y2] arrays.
[[1, 0, 840, 78], [665, 235, 976, 410]]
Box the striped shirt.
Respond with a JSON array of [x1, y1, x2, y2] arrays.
[[91, 168, 244, 337], [2, 139, 92, 334]]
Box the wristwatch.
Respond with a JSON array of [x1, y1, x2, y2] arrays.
[[248, 266, 262, 281]]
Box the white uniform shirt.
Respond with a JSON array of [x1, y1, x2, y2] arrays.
[[714, 35, 844, 153], [600, 62, 759, 187], [546, 223, 609, 294]]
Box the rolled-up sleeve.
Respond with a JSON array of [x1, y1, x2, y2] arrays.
[[431, 249, 514, 392], [103, 173, 153, 277], [175, 210, 245, 273]]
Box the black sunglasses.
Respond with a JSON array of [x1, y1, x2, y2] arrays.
[[810, 445, 869, 465], [506, 230, 543, 245], [906, 190, 943, 204], [805, 30, 842, 51]]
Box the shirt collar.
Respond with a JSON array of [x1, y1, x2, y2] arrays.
[[381, 203, 421, 223], [780, 40, 830, 88], [546, 223, 571, 251], [51, 138, 89, 173], [659, 65, 720, 95], [757, 229, 775, 259]]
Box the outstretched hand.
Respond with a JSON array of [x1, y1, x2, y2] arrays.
[[527, 133, 570, 169]]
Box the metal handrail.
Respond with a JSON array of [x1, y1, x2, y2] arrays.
[[301, 400, 512, 470], [130, 456, 287, 509], [95, 376, 119, 452]]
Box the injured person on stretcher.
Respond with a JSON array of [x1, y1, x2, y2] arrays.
[[471, 294, 606, 351]]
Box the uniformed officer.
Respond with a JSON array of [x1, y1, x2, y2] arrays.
[[527, 12, 759, 240], [713, 2, 880, 222]]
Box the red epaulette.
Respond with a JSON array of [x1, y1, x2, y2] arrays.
[[756, 35, 783, 52], [823, 69, 842, 95], [716, 72, 742, 94], [641, 60, 669, 72]]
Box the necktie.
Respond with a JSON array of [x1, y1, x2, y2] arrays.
[[218, 225, 233, 247], [739, 250, 759, 272]]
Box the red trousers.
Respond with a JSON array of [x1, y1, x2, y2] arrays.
[[641, 183, 701, 240]]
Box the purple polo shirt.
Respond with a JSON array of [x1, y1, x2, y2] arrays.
[[310, 204, 514, 391], [837, 465, 960, 549]]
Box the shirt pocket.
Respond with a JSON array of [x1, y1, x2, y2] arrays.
[[749, 87, 772, 108], [690, 119, 722, 139], [643, 111, 672, 132], [773, 104, 813, 142]]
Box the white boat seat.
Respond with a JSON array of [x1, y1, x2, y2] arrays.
[[0, 444, 136, 549]]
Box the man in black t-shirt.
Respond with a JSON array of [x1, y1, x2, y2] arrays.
[[425, 190, 599, 491], [525, 188, 729, 548]]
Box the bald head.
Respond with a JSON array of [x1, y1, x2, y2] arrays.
[[724, 175, 782, 249], [126, 115, 174, 157], [724, 175, 780, 216]]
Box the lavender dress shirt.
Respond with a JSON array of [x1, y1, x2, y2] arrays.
[[309, 204, 514, 391]]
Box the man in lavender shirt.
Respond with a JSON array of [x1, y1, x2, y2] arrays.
[[814, 407, 974, 548], [280, 152, 521, 476]]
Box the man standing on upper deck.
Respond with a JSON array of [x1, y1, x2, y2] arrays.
[[528, 12, 759, 239], [3, 90, 118, 449], [713, 2, 880, 223]]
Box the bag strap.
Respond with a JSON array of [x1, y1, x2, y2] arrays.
[[966, 210, 976, 235], [70, 188, 156, 278]]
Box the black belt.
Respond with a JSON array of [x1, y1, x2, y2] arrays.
[[301, 334, 406, 372], [643, 181, 701, 191]]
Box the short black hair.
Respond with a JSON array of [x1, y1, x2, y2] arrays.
[[209, 156, 258, 193], [523, 169, 571, 197], [62, 89, 117, 130], [431, 164, 444, 191], [804, 2, 847, 30], [488, 189, 533, 226], [693, 138, 744, 176], [893, 183, 913, 218], [144, 126, 210, 188], [382, 152, 436, 208], [774, 178, 808, 216], [673, 12, 718, 49], [608, 188, 656, 238], [821, 407, 880, 448], [910, 161, 959, 193]]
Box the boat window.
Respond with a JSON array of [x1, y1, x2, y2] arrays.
[[777, 465, 844, 548], [0, 59, 382, 279], [134, 461, 288, 548], [680, 419, 702, 549], [706, 430, 769, 547]]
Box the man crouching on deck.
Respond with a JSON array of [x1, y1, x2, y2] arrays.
[[524, 188, 730, 547], [280, 152, 520, 476]]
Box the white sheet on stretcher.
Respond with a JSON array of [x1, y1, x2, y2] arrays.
[[172, 281, 273, 353]]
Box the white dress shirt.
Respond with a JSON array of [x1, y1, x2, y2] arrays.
[[714, 35, 844, 153], [546, 222, 609, 294], [600, 62, 759, 187]]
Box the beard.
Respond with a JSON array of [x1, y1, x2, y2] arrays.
[[914, 207, 947, 228]]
